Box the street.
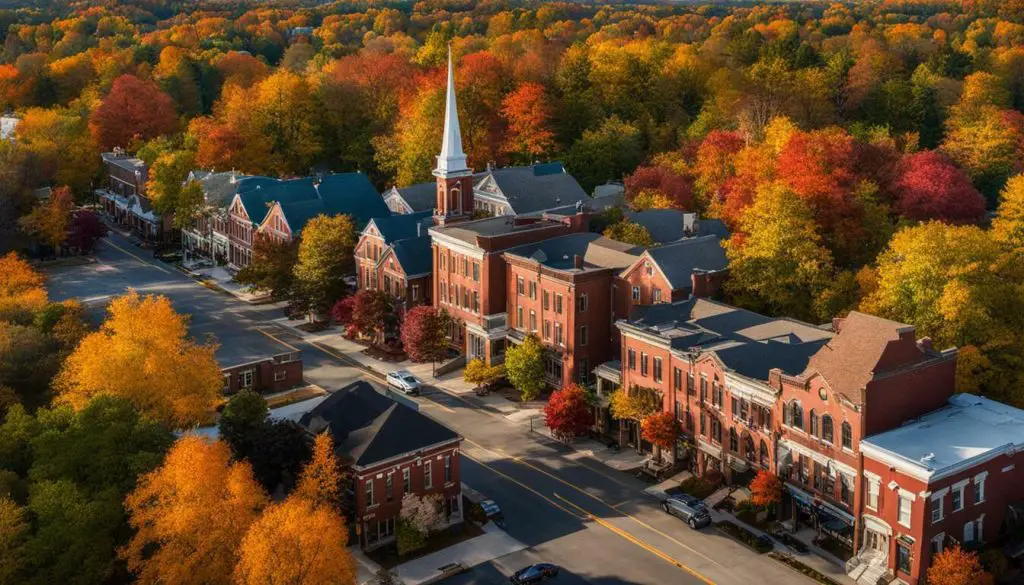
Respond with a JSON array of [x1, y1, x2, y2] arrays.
[[42, 234, 814, 585]]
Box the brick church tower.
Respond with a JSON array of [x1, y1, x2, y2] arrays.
[[433, 47, 475, 226]]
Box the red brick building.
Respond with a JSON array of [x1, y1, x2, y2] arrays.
[[300, 381, 463, 550], [98, 151, 175, 242], [858, 394, 1024, 584], [355, 211, 434, 314], [221, 351, 303, 394]]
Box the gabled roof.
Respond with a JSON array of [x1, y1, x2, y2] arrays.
[[804, 312, 932, 405], [624, 209, 689, 244], [622, 299, 833, 381], [189, 170, 255, 209], [478, 162, 589, 215], [366, 210, 432, 245], [391, 182, 437, 213], [299, 381, 460, 468], [504, 232, 642, 272], [238, 173, 388, 232], [389, 236, 433, 278], [640, 235, 728, 290]]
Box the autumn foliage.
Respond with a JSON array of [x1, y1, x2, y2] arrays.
[[543, 383, 594, 441], [54, 292, 223, 429], [893, 151, 985, 224], [0, 253, 48, 324], [640, 411, 679, 450], [926, 546, 993, 585], [400, 306, 452, 366], [89, 74, 177, 151], [122, 437, 269, 585], [749, 470, 783, 508]]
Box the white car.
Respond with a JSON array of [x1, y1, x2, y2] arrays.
[[386, 370, 423, 395]]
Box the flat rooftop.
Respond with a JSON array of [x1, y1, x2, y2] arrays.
[[862, 393, 1024, 483], [504, 233, 642, 272], [429, 215, 566, 245]]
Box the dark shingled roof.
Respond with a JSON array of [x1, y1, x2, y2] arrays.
[[479, 162, 589, 215], [368, 210, 433, 245], [624, 209, 688, 244], [189, 170, 255, 209], [644, 235, 728, 289], [299, 381, 460, 468], [394, 182, 437, 213], [391, 236, 433, 277], [624, 299, 833, 380], [504, 233, 642, 271], [236, 173, 388, 232], [696, 218, 731, 240]]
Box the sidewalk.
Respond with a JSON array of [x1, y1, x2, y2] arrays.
[[184, 263, 270, 303]]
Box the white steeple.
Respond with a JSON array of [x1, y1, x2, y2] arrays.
[[434, 45, 470, 178]]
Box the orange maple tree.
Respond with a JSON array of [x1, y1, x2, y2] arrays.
[[749, 469, 783, 508], [926, 546, 993, 585]]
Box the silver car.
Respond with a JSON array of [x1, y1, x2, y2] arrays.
[[386, 370, 423, 395], [663, 494, 712, 529]]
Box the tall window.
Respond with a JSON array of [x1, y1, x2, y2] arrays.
[[653, 289, 662, 303], [529, 310, 537, 332], [555, 294, 563, 314], [699, 412, 705, 435], [687, 372, 695, 395], [517, 306, 523, 328], [842, 422, 852, 450], [473, 291, 479, 313], [386, 473, 394, 502], [543, 320, 551, 340], [729, 428, 738, 452], [674, 368, 682, 391], [640, 353, 648, 376], [543, 290, 550, 310], [403, 467, 411, 494], [473, 262, 479, 281], [631, 286, 640, 301], [653, 357, 662, 383], [932, 494, 944, 524], [952, 485, 964, 511], [517, 277, 524, 295], [627, 349, 636, 370], [866, 478, 879, 511], [554, 322, 562, 345], [822, 415, 834, 443], [578, 294, 588, 312], [529, 281, 537, 299], [787, 401, 804, 430], [809, 410, 819, 436], [444, 456, 452, 483], [975, 474, 986, 504], [424, 462, 433, 489], [898, 493, 912, 528], [365, 479, 374, 506], [699, 375, 708, 402], [579, 325, 588, 346]]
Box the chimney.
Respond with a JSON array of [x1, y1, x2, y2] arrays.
[[573, 255, 583, 269], [691, 271, 707, 298]]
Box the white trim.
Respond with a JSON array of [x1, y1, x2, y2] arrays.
[[427, 230, 486, 260], [952, 478, 970, 490], [862, 514, 893, 536], [863, 470, 881, 483], [861, 438, 1022, 483], [1003, 464, 1015, 473], [897, 488, 917, 501]]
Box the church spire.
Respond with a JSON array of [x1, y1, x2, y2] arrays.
[[434, 45, 469, 178]]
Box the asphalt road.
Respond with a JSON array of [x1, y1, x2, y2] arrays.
[[42, 234, 815, 585]]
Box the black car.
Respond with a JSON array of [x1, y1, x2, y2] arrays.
[[510, 563, 560, 584]]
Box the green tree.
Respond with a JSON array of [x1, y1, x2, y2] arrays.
[[724, 182, 836, 322], [146, 149, 196, 218], [504, 334, 546, 402], [565, 116, 643, 194], [0, 496, 28, 584], [291, 214, 358, 318], [218, 390, 269, 462], [235, 237, 298, 302]]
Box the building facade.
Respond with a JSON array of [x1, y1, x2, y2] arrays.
[[221, 351, 303, 395], [98, 151, 175, 242], [300, 381, 464, 551]]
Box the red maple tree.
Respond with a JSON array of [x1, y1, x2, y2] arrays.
[[502, 82, 556, 160], [641, 411, 679, 451], [624, 165, 695, 210], [893, 150, 985, 224], [90, 74, 178, 150], [749, 469, 783, 508], [330, 295, 356, 326], [926, 546, 993, 585], [544, 383, 594, 441], [67, 209, 108, 253], [400, 305, 451, 370]]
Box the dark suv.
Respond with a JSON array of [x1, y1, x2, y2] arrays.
[[663, 494, 712, 529]]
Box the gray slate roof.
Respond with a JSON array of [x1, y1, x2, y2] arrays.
[[624, 299, 833, 380], [624, 209, 688, 244], [189, 170, 255, 208], [480, 162, 589, 215], [392, 182, 437, 213], [644, 235, 728, 289], [390, 236, 433, 277], [299, 381, 460, 468], [505, 233, 643, 271]]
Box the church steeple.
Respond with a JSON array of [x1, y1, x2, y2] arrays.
[[433, 45, 474, 226], [434, 46, 469, 179]]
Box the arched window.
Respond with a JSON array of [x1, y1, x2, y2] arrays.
[[788, 401, 803, 430], [744, 435, 755, 462], [729, 428, 738, 452], [842, 422, 852, 450], [809, 409, 818, 437], [822, 415, 834, 444], [759, 439, 769, 467]]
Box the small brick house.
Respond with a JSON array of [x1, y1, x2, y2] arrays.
[[299, 381, 463, 551], [355, 211, 434, 314], [221, 351, 303, 395]]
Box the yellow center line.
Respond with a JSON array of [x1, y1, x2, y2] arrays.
[[463, 438, 723, 569], [254, 327, 301, 352], [103, 239, 171, 274], [552, 493, 716, 585], [462, 451, 584, 520]]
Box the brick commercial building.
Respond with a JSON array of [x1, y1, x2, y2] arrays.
[[98, 151, 175, 242], [300, 381, 463, 551], [226, 173, 388, 269], [857, 395, 1024, 584], [221, 351, 303, 395], [180, 170, 248, 265]]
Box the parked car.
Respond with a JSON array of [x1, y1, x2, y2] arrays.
[[480, 499, 505, 528], [663, 495, 712, 529], [386, 370, 423, 395], [510, 563, 559, 584]]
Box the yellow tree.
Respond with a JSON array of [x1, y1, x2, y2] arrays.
[[122, 437, 268, 585], [234, 497, 355, 585], [294, 433, 342, 509], [0, 252, 48, 324], [54, 292, 223, 429], [992, 175, 1024, 249], [19, 186, 74, 251]]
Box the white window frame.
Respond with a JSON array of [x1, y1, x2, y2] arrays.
[[897, 489, 915, 529], [952, 479, 969, 512], [274, 370, 287, 382], [631, 286, 640, 301], [974, 472, 987, 505], [239, 368, 255, 388], [366, 479, 375, 507], [424, 461, 433, 489], [931, 487, 948, 524], [403, 467, 411, 494], [444, 455, 452, 483]]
